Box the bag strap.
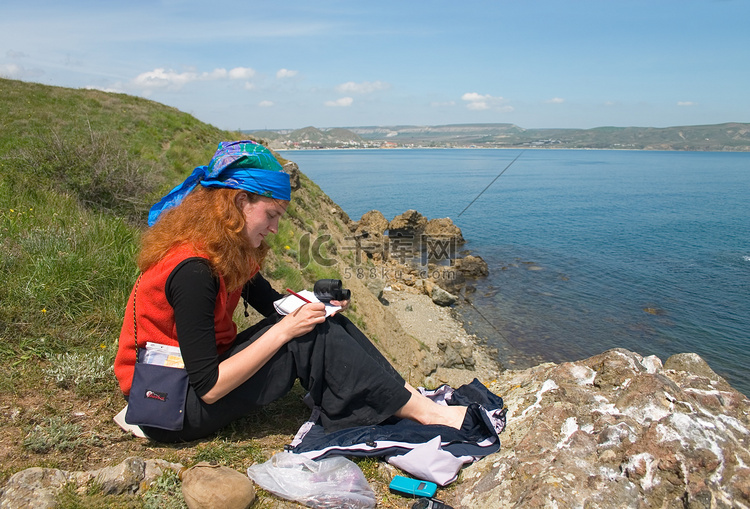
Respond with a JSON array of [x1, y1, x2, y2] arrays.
[[132, 274, 143, 355]]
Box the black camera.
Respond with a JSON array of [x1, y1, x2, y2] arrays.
[[412, 498, 454, 509], [313, 279, 351, 302]]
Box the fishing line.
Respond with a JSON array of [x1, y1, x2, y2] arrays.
[[457, 150, 524, 217], [461, 295, 513, 345], [454, 150, 524, 357]]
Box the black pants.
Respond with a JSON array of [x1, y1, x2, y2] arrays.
[[143, 314, 412, 443]]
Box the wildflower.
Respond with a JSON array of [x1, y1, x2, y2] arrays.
[[9, 209, 14, 213], [285, 245, 291, 250], [41, 308, 47, 314], [100, 343, 106, 349]]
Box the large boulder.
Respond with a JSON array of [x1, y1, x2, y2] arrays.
[[450, 348, 750, 508], [352, 210, 389, 260], [388, 209, 428, 233], [282, 161, 301, 191], [424, 217, 465, 244], [454, 255, 489, 278]]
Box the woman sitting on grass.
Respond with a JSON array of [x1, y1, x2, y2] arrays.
[[114, 140, 466, 442]]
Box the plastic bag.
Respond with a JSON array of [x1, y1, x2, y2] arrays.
[[247, 452, 376, 508]]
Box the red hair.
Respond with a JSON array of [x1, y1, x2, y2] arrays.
[[138, 187, 269, 291]]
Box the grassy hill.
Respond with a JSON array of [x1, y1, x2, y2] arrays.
[[0, 78, 413, 507], [1, 78, 237, 368]]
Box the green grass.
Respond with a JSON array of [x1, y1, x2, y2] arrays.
[[0, 179, 138, 377], [23, 416, 104, 453], [0, 78, 247, 378], [0, 78, 378, 507]]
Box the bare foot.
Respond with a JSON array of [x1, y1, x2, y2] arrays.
[[395, 384, 468, 429], [442, 404, 468, 429]]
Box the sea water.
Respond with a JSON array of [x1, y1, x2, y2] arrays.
[[279, 148, 750, 395]]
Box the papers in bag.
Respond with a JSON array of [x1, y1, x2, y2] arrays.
[[273, 290, 341, 317], [143, 342, 184, 368], [113, 405, 147, 438]]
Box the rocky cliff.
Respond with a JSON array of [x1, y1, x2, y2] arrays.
[[453, 349, 750, 508]]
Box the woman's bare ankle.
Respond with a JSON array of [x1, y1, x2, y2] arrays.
[[441, 404, 468, 429], [395, 386, 468, 429]]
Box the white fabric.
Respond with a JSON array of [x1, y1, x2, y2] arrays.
[[387, 436, 468, 486]]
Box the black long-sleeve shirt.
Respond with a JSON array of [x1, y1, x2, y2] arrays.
[[166, 258, 283, 397]]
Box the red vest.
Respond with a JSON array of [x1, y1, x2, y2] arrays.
[[114, 245, 244, 395]]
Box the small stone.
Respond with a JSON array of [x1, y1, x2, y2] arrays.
[[180, 462, 256, 509]]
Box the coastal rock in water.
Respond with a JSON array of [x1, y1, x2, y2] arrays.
[[424, 217, 465, 245], [388, 209, 428, 233], [352, 210, 389, 260], [452, 348, 750, 508], [431, 286, 457, 307], [454, 255, 489, 278]]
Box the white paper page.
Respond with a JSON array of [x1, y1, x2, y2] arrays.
[[273, 290, 342, 317]]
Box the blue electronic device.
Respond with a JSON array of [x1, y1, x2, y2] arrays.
[[389, 475, 438, 498]]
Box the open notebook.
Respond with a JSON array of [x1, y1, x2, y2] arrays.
[[273, 290, 341, 317]]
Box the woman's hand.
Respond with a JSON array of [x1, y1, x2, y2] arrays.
[[329, 299, 350, 315], [202, 303, 325, 404], [276, 302, 327, 340]]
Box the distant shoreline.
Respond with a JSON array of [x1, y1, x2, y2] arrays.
[[253, 122, 750, 153], [277, 146, 744, 153]]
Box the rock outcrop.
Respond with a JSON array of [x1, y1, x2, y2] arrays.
[[351, 209, 390, 261], [424, 217, 465, 245], [388, 209, 428, 234], [282, 161, 301, 191], [351, 209, 484, 304], [451, 349, 750, 508], [0, 458, 183, 509], [454, 254, 489, 278]]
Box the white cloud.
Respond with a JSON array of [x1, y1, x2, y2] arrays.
[[461, 92, 513, 112], [85, 84, 125, 94], [0, 62, 43, 79], [0, 63, 23, 78], [547, 97, 565, 104], [133, 68, 199, 89], [204, 68, 228, 80], [131, 66, 255, 91], [229, 67, 255, 80], [335, 80, 390, 94], [462, 92, 491, 110], [276, 68, 298, 79], [259, 100, 274, 107], [325, 97, 354, 107], [467, 102, 489, 111], [677, 101, 697, 107]]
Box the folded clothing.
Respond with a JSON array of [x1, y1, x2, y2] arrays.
[[288, 378, 507, 485]]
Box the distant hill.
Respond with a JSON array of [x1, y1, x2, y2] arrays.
[[247, 122, 750, 152]]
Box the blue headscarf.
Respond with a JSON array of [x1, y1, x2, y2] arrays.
[[148, 140, 291, 226]]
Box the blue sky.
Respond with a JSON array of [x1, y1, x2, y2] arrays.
[[2, 0, 748, 131]]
